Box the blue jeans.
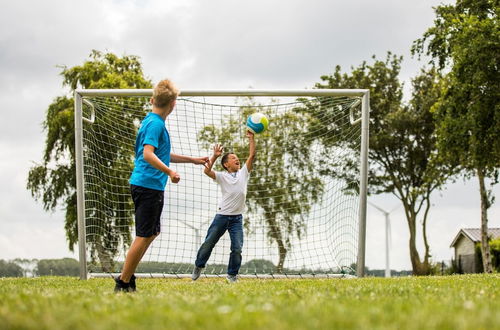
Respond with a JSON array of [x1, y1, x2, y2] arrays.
[[195, 214, 243, 275]]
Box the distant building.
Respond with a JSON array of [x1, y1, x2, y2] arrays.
[[450, 228, 500, 273]]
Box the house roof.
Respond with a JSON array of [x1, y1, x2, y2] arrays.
[[450, 228, 500, 247]]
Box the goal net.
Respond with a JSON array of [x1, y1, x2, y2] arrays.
[[74, 90, 369, 278]]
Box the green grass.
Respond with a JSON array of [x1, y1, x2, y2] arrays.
[[0, 275, 499, 330]]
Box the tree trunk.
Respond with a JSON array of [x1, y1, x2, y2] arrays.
[[96, 242, 115, 273], [276, 238, 288, 273], [266, 215, 288, 273], [421, 194, 432, 266], [477, 167, 493, 273], [406, 206, 431, 275]]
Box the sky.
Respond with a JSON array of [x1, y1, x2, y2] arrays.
[[0, 0, 499, 271]]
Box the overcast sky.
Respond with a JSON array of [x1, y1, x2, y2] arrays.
[[0, 0, 498, 271]]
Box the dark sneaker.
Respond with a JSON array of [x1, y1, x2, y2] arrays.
[[226, 275, 238, 283], [192, 266, 202, 281], [129, 274, 136, 292], [114, 276, 131, 293]]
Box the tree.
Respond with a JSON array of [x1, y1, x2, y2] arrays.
[[198, 99, 325, 272], [12, 258, 38, 277], [312, 54, 453, 275], [413, 0, 500, 272], [36, 258, 79, 276], [0, 260, 24, 277], [241, 259, 276, 273], [27, 51, 152, 271]]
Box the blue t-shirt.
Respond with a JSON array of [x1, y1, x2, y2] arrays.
[[129, 112, 171, 191]]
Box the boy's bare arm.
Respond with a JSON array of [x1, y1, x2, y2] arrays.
[[245, 131, 256, 172], [204, 144, 223, 180], [171, 153, 209, 165], [143, 145, 180, 183]]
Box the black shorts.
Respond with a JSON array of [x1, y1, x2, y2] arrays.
[[130, 184, 164, 237]]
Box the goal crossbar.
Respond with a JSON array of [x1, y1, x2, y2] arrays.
[[76, 89, 368, 97]]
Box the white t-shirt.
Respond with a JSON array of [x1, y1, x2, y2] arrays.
[[214, 164, 250, 215]]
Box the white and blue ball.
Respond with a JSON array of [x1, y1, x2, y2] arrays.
[[246, 113, 269, 134]]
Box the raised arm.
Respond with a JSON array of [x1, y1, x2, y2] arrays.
[[245, 131, 256, 172], [204, 144, 224, 180]]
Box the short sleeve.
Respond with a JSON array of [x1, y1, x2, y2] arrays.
[[241, 164, 250, 181], [143, 121, 164, 149], [214, 171, 223, 183]]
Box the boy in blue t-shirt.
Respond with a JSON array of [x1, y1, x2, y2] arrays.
[[114, 79, 208, 292]]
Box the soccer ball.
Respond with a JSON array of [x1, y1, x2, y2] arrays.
[[246, 113, 269, 134]]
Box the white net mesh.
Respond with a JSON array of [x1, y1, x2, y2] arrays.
[[81, 93, 362, 276]]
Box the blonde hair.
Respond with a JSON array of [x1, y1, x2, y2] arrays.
[[152, 79, 179, 108]]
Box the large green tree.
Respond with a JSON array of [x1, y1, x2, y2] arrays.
[[313, 54, 454, 275], [198, 99, 325, 272], [413, 0, 500, 272], [27, 51, 152, 271]]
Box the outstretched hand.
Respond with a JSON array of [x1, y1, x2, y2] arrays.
[[246, 130, 255, 139], [213, 144, 224, 157]]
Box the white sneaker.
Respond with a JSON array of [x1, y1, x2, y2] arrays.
[[226, 275, 238, 283], [192, 266, 202, 281]]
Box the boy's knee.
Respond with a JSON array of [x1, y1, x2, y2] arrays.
[[201, 241, 216, 250], [231, 239, 243, 252], [205, 233, 222, 245], [231, 247, 242, 254]]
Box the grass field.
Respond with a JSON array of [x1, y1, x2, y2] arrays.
[[0, 274, 499, 330]]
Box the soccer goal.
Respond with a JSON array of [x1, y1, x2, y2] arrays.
[[74, 89, 369, 280]]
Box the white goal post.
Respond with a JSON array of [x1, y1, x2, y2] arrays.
[[74, 89, 370, 280]]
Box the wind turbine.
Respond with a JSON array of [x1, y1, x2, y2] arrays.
[[368, 201, 399, 278], [174, 218, 210, 248]]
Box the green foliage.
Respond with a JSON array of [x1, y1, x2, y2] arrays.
[[490, 238, 500, 271], [315, 54, 451, 197], [365, 268, 413, 277], [413, 0, 499, 273], [88, 260, 346, 275], [0, 260, 23, 277], [413, 0, 500, 177], [36, 258, 80, 276], [1, 275, 500, 329], [26, 50, 152, 271], [11, 259, 38, 277], [314, 54, 453, 274], [134, 260, 278, 275], [315, 54, 404, 193], [240, 259, 276, 274], [198, 98, 324, 272], [476, 239, 500, 272]]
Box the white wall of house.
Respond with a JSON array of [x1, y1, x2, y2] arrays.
[[454, 235, 475, 260]]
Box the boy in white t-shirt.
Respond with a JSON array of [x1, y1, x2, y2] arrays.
[[192, 131, 256, 283]]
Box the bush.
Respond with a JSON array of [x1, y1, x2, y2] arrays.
[[475, 238, 500, 272], [490, 238, 500, 271], [36, 258, 80, 276], [240, 259, 276, 273], [0, 260, 24, 277]]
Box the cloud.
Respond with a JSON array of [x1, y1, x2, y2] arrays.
[[0, 213, 75, 259]]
